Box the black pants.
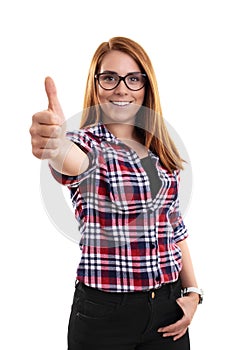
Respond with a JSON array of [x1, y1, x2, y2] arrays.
[[68, 279, 190, 350]]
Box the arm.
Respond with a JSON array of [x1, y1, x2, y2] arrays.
[[30, 77, 88, 176], [177, 239, 199, 302], [49, 138, 89, 176], [158, 239, 199, 341]]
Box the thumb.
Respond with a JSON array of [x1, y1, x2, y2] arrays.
[[45, 76, 64, 118], [176, 297, 184, 309], [176, 297, 183, 306]]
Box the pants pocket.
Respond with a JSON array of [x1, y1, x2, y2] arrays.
[[76, 298, 117, 320], [153, 281, 183, 329], [153, 298, 183, 330], [68, 288, 120, 347]]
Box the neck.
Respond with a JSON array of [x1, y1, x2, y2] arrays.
[[105, 122, 147, 158], [105, 123, 137, 141]]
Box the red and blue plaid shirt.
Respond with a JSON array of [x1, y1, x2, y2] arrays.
[[50, 123, 188, 292]]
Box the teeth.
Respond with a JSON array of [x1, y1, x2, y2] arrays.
[[111, 101, 130, 106]]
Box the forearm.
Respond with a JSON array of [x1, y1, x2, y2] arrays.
[[177, 239, 200, 304], [158, 238, 199, 338], [177, 239, 197, 288], [49, 139, 89, 176]]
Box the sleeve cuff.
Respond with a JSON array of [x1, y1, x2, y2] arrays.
[[49, 147, 98, 187]]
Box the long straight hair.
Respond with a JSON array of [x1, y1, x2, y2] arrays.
[[80, 37, 184, 172]]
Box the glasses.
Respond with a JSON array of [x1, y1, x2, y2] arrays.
[[95, 72, 147, 91]]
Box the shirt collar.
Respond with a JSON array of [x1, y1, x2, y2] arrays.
[[86, 122, 164, 171], [87, 122, 120, 144]]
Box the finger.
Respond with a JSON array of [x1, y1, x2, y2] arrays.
[[158, 324, 188, 341], [173, 329, 187, 341], [31, 135, 61, 161], [32, 111, 60, 126], [31, 135, 60, 150], [32, 147, 59, 160], [45, 76, 64, 117], [41, 137, 61, 149], [176, 298, 186, 315], [158, 318, 183, 333], [160, 327, 185, 337], [162, 329, 187, 341], [37, 124, 62, 138]]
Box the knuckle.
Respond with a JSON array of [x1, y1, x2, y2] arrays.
[[31, 138, 39, 148], [32, 148, 42, 159], [32, 112, 42, 124], [29, 125, 37, 136], [31, 113, 37, 122]]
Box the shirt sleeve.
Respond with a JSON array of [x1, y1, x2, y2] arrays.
[[169, 170, 188, 243], [49, 129, 98, 187]]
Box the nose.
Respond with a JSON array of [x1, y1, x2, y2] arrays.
[[113, 79, 128, 94]]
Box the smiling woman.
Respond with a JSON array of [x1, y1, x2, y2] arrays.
[[29, 36, 201, 350], [94, 50, 146, 128]]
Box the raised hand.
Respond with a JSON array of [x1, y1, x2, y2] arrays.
[[30, 77, 88, 176], [30, 77, 66, 159]]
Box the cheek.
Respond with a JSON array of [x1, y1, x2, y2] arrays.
[[136, 90, 145, 104], [97, 88, 110, 104], [139, 89, 145, 104]]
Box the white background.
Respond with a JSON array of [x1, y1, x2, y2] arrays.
[[0, 0, 232, 348]]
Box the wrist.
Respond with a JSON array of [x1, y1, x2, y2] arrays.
[[182, 287, 204, 304], [186, 292, 200, 304], [49, 139, 73, 168]]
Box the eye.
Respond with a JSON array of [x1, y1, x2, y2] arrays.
[[127, 73, 143, 84], [129, 75, 140, 82], [101, 74, 117, 82]]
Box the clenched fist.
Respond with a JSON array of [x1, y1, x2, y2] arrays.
[[29, 77, 88, 176], [30, 77, 66, 160]]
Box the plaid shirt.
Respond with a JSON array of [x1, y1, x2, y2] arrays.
[[50, 123, 188, 292]]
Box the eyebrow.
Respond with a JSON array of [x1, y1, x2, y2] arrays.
[[99, 70, 142, 75]]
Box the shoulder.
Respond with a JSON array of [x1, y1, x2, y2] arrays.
[[66, 124, 103, 152]]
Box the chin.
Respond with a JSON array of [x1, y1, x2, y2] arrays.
[[100, 103, 141, 125]]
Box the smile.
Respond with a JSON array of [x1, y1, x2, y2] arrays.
[[110, 101, 132, 106]]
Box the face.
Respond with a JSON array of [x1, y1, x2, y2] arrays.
[[96, 50, 145, 125]]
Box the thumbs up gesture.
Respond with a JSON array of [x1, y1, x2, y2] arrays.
[[30, 77, 88, 176], [30, 77, 66, 159]]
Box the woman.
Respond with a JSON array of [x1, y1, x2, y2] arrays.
[[30, 37, 202, 350]]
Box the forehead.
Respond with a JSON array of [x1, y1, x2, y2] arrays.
[[99, 50, 141, 74]]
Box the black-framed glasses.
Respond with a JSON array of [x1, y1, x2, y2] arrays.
[[95, 72, 147, 91]]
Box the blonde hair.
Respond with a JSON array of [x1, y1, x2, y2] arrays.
[[80, 36, 184, 172]]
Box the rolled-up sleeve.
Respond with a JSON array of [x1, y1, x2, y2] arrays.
[[169, 170, 188, 242], [49, 130, 98, 187], [169, 197, 188, 243]]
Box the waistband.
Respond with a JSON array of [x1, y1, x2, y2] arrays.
[[75, 278, 182, 303]]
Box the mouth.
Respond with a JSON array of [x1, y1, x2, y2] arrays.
[[110, 101, 132, 107]]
